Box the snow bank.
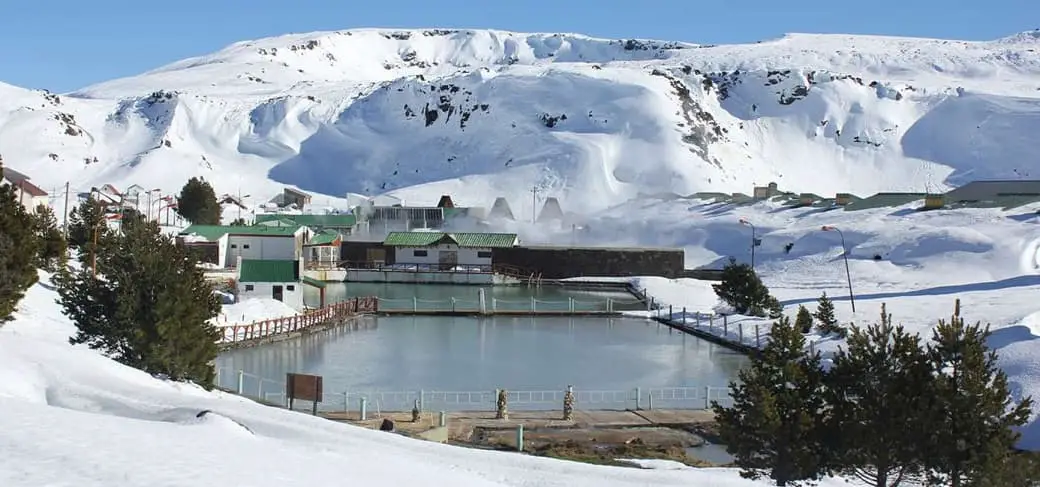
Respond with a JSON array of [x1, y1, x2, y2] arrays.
[[212, 298, 300, 327]]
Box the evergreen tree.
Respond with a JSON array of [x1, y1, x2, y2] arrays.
[[713, 258, 784, 318], [814, 292, 843, 336], [55, 217, 222, 386], [30, 204, 67, 271], [0, 164, 38, 322], [176, 177, 221, 225], [794, 305, 813, 334], [825, 303, 932, 486], [714, 316, 828, 486], [67, 195, 108, 252], [922, 300, 1035, 487]]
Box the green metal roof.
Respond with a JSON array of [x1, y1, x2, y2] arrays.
[[306, 229, 340, 246], [239, 260, 298, 283], [383, 231, 517, 248], [180, 224, 300, 241], [302, 276, 327, 289], [179, 225, 230, 242], [255, 213, 357, 228]]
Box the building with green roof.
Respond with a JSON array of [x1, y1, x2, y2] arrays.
[[236, 259, 304, 310], [255, 213, 358, 235], [177, 223, 309, 269], [382, 231, 518, 271]]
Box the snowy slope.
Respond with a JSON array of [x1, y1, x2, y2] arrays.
[[1, 28, 1039, 213]]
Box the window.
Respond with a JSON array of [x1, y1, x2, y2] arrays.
[[477, 251, 493, 259], [245, 284, 254, 291], [230, 244, 238, 249], [413, 250, 428, 257], [243, 244, 251, 249], [287, 285, 295, 291]]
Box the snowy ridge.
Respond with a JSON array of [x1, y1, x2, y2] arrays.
[[1, 28, 1039, 213]]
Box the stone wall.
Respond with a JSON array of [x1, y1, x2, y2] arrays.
[[492, 246, 685, 279]]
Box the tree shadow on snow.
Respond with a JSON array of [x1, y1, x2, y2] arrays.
[[781, 275, 1040, 307]]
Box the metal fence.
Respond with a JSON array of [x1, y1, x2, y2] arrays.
[[215, 368, 733, 414], [373, 296, 646, 313]]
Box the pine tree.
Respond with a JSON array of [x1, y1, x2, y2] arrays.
[[814, 292, 843, 336], [713, 258, 784, 318], [922, 299, 1035, 487], [825, 303, 932, 486], [67, 195, 108, 251], [0, 163, 38, 322], [55, 217, 222, 386], [713, 316, 828, 486], [176, 177, 221, 225], [30, 204, 67, 271], [794, 305, 813, 334]]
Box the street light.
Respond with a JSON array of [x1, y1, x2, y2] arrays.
[[739, 217, 756, 269], [821, 225, 856, 313]]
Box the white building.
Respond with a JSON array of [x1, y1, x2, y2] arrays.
[[1, 167, 49, 213], [177, 224, 310, 268], [236, 258, 304, 310], [382, 231, 518, 270]]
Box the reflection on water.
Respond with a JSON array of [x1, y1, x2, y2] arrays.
[[304, 282, 645, 311], [216, 315, 749, 395]]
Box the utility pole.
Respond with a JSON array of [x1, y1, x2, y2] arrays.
[[530, 186, 539, 224], [62, 182, 70, 240]]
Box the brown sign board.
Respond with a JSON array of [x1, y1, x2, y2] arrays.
[[286, 373, 323, 403]]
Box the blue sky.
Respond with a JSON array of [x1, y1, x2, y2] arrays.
[[1, 0, 1035, 92]]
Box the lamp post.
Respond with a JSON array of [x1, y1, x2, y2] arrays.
[[739, 217, 756, 269], [821, 225, 856, 313]]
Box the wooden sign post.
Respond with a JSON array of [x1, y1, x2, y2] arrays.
[[286, 373, 324, 416]]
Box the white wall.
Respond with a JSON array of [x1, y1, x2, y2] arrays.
[[392, 244, 493, 267], [225, 235, 296, 266], [237, 281, 304, 311], [216, 235, 229, 268]]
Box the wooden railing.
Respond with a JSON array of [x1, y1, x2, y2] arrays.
[[218, 297, 378, 344]]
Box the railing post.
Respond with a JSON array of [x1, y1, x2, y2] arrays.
[[668, 305, 673, 321], [360, 396, 368, 420], [704, 386, 711, 409], [478, 288, 487, 315], [569, 297, 574, 313], [607, 298, 613, 313], [724, 315, 729, 336], [530, 296, 535, 312], [516, 424, 524, 452], [739, 322, 744, 343], [439, 411, 447, 427], [413, 296, 418, 313], [696, 313, 701, 327], [236, 370, 244, 394], [419, 389, 425, 412], [635, 387, 642, 410], [648, 391, 654, 410], [492, 297, 497, 312]]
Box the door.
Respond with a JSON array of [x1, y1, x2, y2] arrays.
[[272, 285, 284, 302], [366, 248, 386, 267], [438, 250, 458, 271]]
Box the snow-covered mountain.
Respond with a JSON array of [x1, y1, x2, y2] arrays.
[[2, 28, 1040, 213]]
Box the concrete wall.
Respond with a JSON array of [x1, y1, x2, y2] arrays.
[[393, 244, 492, 268], [346, 270, 497, 284], [237, 281, 304, 311], [494, 246, 684, 279], [226, 235, 296, 265]]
